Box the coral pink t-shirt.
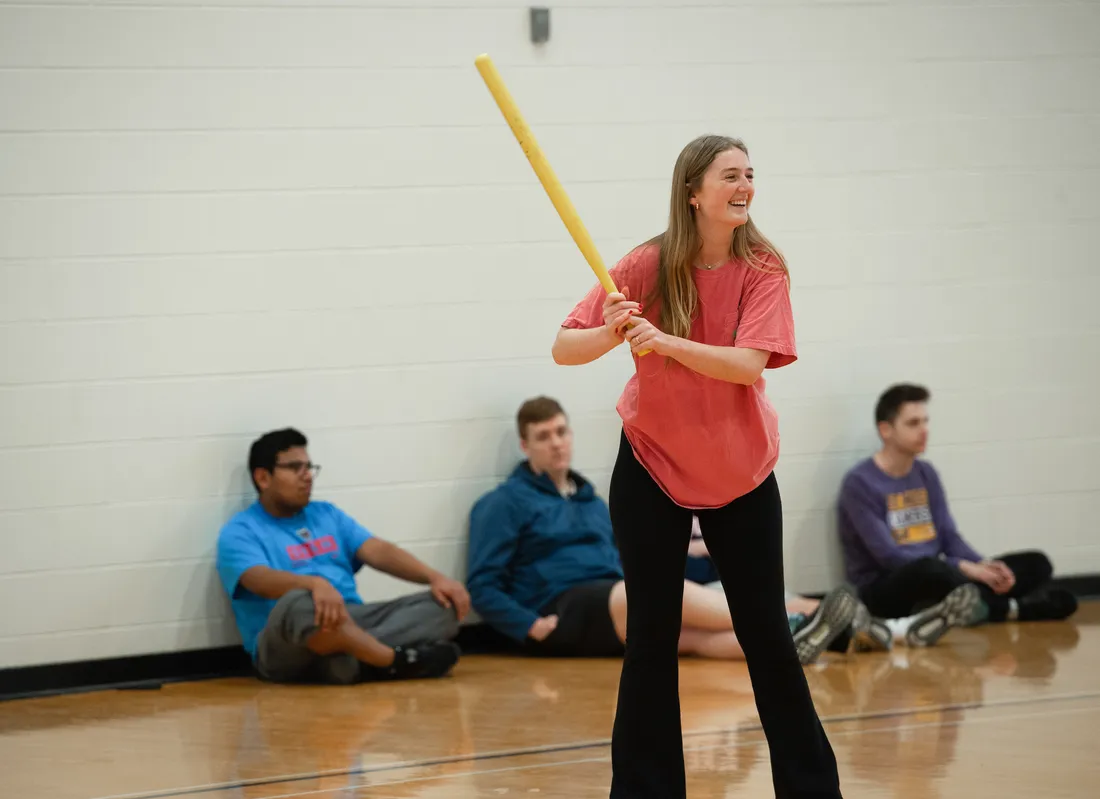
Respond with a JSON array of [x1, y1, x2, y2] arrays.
[[562, 243, 797, 509]]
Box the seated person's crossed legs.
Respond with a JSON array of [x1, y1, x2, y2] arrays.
[[216, 427, 470, 685], [838, 384, 1077, 627], [688, 517, 981, 658], [858, 550, 1067, 625], [257, 585, 461, 684]]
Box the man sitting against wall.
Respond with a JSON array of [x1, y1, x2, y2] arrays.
[[216, 427, 470, 684], [466, 398, 976, 665], [838, 383, 1078, 626]]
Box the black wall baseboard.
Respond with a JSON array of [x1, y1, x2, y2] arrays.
[[0, 626, 510, 702], [1, 645, 253, 702], [1047, 574, 1100, 599], [4, 574, 1098, 703]]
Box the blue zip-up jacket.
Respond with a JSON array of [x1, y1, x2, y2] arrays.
[[466, 462, 624, 642]]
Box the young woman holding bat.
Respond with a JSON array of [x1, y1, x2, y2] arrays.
[[553, 135, 844, 799]]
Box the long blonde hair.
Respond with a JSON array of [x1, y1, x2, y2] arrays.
[[643, 135, 788, 340]]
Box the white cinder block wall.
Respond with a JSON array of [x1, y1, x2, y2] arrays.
[[1, 0, 1097, 669]]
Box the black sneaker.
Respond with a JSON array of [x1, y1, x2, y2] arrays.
[[368, 641, 461, 681], [793, 584, 859, 664], [1018, 588, 1078, 621]]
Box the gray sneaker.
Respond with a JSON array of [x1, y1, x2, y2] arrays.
[[793, 584, 860, 664], [848, 602, 893, 653], [906, 584, 982, 647]]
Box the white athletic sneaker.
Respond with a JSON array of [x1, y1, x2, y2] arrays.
[[905, 584, 983, 647]]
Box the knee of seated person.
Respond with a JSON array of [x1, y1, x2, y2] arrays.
[[730, 620, 797, 650], [282, 587, 322, 617], [1020, 550, 1054, 582], [1038, 555, 1053, 583], [271, 588, 322, 641], [435, 607, 461, 640], [420, 598, 461, 641]]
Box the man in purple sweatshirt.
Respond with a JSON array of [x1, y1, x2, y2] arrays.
[[838, 384, 1077, 625]]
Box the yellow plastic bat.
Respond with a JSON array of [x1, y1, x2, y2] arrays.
[[474, 53, 649, 356]]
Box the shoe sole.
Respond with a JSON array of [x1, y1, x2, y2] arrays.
[[906, 583, 981, 647], [847, 601, 893, 653], [852, 618, 893, 652], [794, 585, 859, 664]]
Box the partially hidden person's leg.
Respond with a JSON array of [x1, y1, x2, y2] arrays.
[[525, 580, 626, 658], [676, 628, 746, 659], [786, 595, 820, 617], [679, 578, 736, 631], [698, 472, 843, 798], [616, 575, 792, 635], [607, 432, 695, 799], [673, 579, 756, 660], [992, 550, 1077, 621], [567, 579, 628, 656], [614, 579, 833, 662]]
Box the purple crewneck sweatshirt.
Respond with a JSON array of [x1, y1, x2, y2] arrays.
[[837, 457, 984, 589]]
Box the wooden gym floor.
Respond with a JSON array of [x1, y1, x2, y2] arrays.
[[2, 603, 1098, 799]]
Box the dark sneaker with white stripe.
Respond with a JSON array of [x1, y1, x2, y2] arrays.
[[906, 584, 982, 647], [364, 641, 461, 682], [793, 584, 860, 664]]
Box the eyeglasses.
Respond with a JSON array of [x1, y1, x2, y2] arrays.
[[273, 461, 322, 477]]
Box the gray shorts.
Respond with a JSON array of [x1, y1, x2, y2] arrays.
[[255, 588, 459, 684]]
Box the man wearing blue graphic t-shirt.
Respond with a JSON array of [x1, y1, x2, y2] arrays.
[[838, 384, 1077, 626], [216, 428, 470, 684]]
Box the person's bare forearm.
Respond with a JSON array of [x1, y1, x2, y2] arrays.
[[239, 565, 323, 600], [552, 327, 621, 365], [664, 338, 768, 385], [360, 538, 439, 584]]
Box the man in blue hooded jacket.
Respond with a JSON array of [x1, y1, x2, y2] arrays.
[[465, 397, 876, 663]]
